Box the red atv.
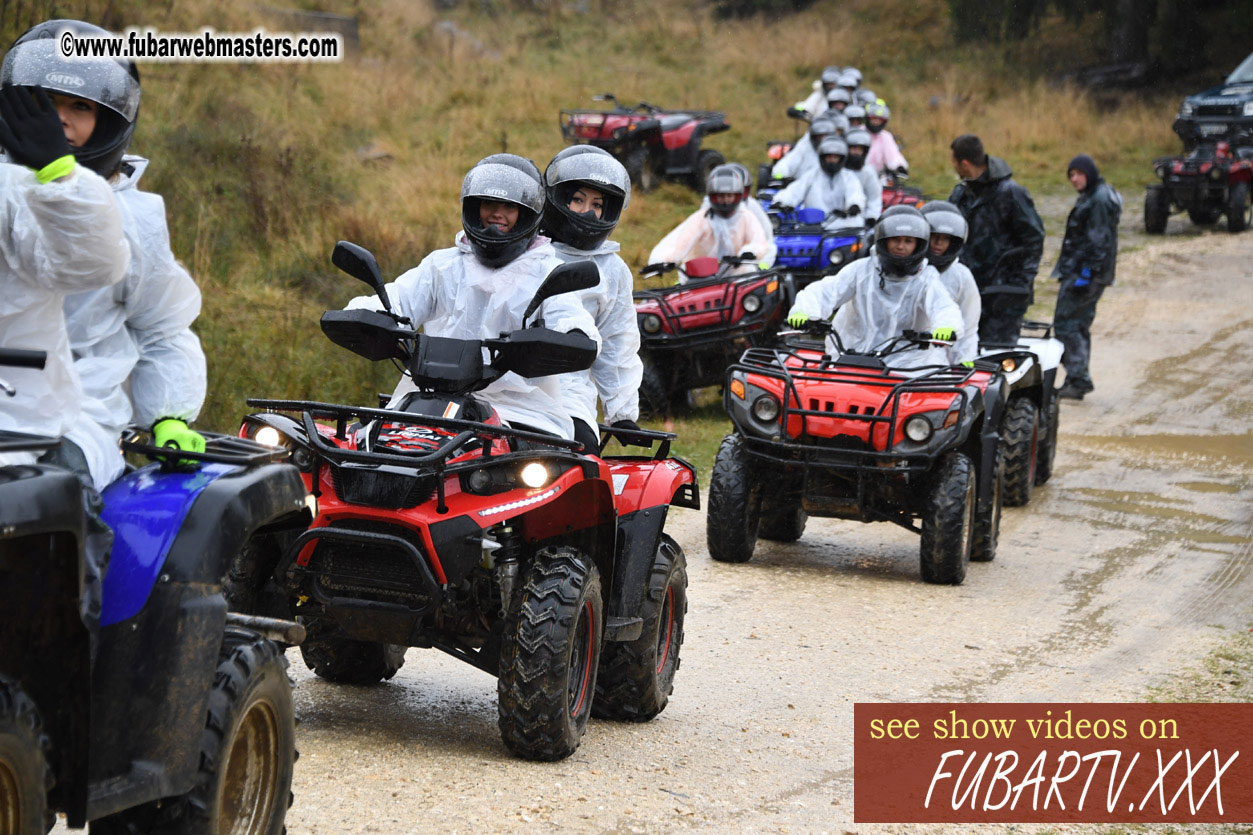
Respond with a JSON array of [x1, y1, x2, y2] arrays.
[[231, 243, 699, 762], [559, 94, 729, 191], [634, 254, 790, 417], [1145, 139, 1253, 233], [709, 322, 1023, 585], [881, 171, 926, 209]]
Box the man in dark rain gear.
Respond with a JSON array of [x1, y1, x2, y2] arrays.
[[947, 134, 1046, 345], [1052, 154, 1121, 400]]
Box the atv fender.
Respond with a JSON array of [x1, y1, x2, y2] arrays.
[[976, 376, 1010, 512]]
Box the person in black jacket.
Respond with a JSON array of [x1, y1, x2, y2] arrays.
[[948, 134, 1045, 345], [1052, 154, 1121, 400]]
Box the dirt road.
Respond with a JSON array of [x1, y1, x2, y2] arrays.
[[259, 210, 1253, 833]]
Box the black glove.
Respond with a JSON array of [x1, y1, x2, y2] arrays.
[[846, 204, 860, 217], [611, 419, 641, 432], [0, 85, 73, 172]]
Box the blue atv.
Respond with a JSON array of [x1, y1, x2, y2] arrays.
[[0, 348, 310, 834], [765, 206, 869, 292]]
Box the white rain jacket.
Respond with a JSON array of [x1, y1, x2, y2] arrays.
[[798, 85, 828, 120], [64, 157, 206, 458], [773, 167, 866, 218], [552, 240, 642, 429], [648, 204, 774, 278], [851, 165, 883, 221], [867, 129, 908, 175], [0, 162, 129, 488], [346, 234, 600, 440], [789, 253, 962, 370], [934, 259, 981, 364], [771, 140, 819, 181], [700, 195, 777, 267]]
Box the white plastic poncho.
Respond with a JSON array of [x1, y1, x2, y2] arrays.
[[771, 140, 819, 181], [852, 165, 883, 220], [789, 253, 962, 370], [934, 259, 981, 364], [0, 162, 129, 488], [798, 85, 828, 120], [648, 204, 774, 278], [63, 157, 206, 471], [551, 240, 642, 429], [700, 195, 777, 267], [346, 234, 600, 440], [773, 167, 866, 217]]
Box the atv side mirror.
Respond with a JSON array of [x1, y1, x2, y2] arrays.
[[489, 328, 598, 379], [332, 241, 393, 314], [522, 260, 600, 325]]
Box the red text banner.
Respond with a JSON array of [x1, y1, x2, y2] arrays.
[[854, 703, 1253, 823]]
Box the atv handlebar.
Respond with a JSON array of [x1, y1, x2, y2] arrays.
[[0, 348, 46, 370], [783, 321, 954, 357]]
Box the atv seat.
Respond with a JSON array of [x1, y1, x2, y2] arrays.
[[659, 113, 692, 131], [683, 257, 720, 279]]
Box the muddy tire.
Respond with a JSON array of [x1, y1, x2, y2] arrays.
[[1001, 397, 1039, 507], [970, 449, 1003, 563], [692, 148, 726, 190], [0, 678, 51, 835], [758, 504, 807, 542], [299, 617, 405, 685], [223, 536, 292, 625], [1226, 181, 1250, 233], [1144, 187, 1169, 234], [594, 535, 687, 722], [498, 547, 603, 761], [707, 434, 760, 563], [638, 360, 669, 420], [1034, 392, 1060, 486], [919, 453, 975, 585], [103, 628, 296, 835], [624, 145, 661, 193]]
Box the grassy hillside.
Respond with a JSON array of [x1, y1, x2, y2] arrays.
[[4, 0, 1187, 446]]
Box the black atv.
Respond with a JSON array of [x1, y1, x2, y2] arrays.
[[0, 349, 310, 832], [1145, 140, 1253, 234]]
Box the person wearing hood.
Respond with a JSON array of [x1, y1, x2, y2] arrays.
[[784, 208, 962, 370], [770, 114, 838, 181], [771, 136, 866, 220], [948, 134, 1045, 345], [920, 201, 981, 364], [7, 20, 212, 483], [843, 129, 882, 225], [1051, 154, 1121, 400], [793, 65, 841, 120], [346, 154, 600, 441], [0, 23, 133, 489], [649, 166, 773, 278], [864, 102, 908, 176], [541, 145, 642, 450]]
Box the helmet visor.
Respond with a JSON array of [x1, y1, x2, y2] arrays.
[[1, 37, 139, 121]]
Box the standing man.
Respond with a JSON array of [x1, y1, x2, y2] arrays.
[[948, 134, 1045, 345], [1052, 154, 1121, 400]]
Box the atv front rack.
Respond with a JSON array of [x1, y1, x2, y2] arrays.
[[730, 345, 988, 471], [121, 429, 290, 468], [634, 269, 781, 347]]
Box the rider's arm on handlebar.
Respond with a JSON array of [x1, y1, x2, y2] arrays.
[[788, 267, 858, 323]]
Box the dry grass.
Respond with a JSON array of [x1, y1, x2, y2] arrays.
[[4, 0, 1186, 433]]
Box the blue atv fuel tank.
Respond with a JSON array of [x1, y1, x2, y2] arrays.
[[99, 463, 237, 627]]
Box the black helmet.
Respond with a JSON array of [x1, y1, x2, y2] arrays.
[[461, 154, 545, 268], [706, 167, 743, 217], [542, 145, 630, 250], [919, 200, 968, 271], [817, 136, 848, 175], [1, 20, 140, 176], [873, 207, 930, 278]]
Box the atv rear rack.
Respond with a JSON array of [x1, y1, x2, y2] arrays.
[[121, 429, 291, 468], [0, 429, 61, 455]]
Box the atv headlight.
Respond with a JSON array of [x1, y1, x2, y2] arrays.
[[1244, 102, 1253, 117], [829, 248, 846, 267], [1180, 101, 1194, 116], [641, 313, 662, 334], [520, 462, 549, 488], [254, 426, 285, 448], [904, 415, 933, 443], [742, 293, 762, 313], [1001, 358, 1017, 372], [1154, 163, 1168, 179], [751, 394, 781, 423]]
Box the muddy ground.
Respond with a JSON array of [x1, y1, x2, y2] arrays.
[[58, 204, 1253, 834], [260, 204, 1253, 833]]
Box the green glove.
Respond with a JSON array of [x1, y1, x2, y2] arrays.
[[961, 361, 975, 368], [153, 418, 206, 466], [932, 327, 956, 342], [787, 311, 810, 328]]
